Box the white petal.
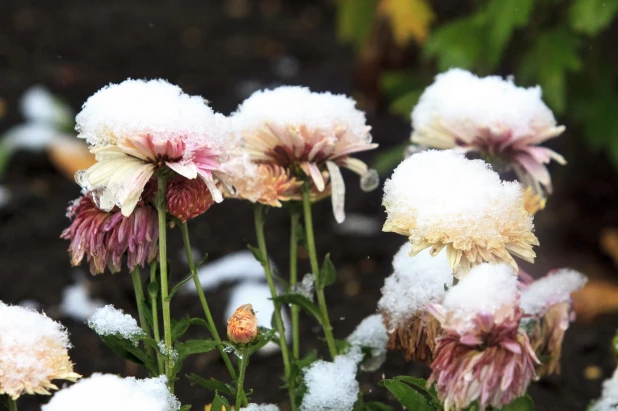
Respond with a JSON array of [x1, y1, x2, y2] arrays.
[[308, 162, 325, 192], [326, 161, 346, 223]]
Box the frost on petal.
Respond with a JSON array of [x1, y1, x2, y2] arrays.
[[382, 150, 538, 274], [87, 305, 144, 343], [0, 302, 80, 399], [41, 374, 180, 411]]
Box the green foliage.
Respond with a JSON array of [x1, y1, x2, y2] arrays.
[[336, 0, 378, 50], [499, 395, 536, 410], [569, 0, 618, 35], [380, 376, 438, 410], [320, 253, 337, 287], [273, 293, 324, 325], [187, 374, 236, 397]]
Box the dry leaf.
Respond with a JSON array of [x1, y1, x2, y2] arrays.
[[379, 0, 436, 45], [47, 135, 96, 180], [572, 280, 618, 322]]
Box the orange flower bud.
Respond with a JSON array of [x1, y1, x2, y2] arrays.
[[227, 304, 259, 345]]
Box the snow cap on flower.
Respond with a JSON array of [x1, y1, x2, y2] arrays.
[[520, 269, 587, 317], [41, 374, 180, 411], [0, 302, 80, 399], [227, 304, 259, 345], [232, 86, 378, 222], [61, 194, 158, 275], [411, 68, 565, 194], [383, 149, 538, 275], [75, 78, 238, 216], [378, 245, 452, 363]]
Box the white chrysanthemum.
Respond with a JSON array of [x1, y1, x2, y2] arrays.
[[231, 86, 378, 222], [411, 68, 565, 194], [382, 149, 538, 274], [75, 79, 240, 216], [590, 367, 618, 411], [87, 305, 145, 343], [0, 302, 80, 399], [42, 374, 180, 411]]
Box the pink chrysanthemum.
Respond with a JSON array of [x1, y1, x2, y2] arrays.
[[61, 194, 158, 275], [520, 268, 587, 375], [427, 263, 539, 410], [166, 177, 214, 222], [231, 86, 379, 222], [75, 79, 240, 216], [411, 69, 565, 195]]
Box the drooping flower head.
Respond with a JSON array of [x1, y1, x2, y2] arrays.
[[0, 302, 80, 399], [378, 243, 453, 364], [75, 79, 239, 217], [41, 374, 180, 411], [427, 264, 539, 410], [382, 149, 538, 275], [411, 68, 565, 195], [61, 193, 158, 275], [520, 269, 587, 375], [166, 176, 214, 222], [229, 163, 304, 207], [231, 86, 379, 222]]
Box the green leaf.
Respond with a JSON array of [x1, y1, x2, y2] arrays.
[[393, 376, 440, 406], [175, 339, 219, 360], [247, 327, 277, 356], [167, 274, 194, 302], [334, 338, 351, 356], [247, 244, 264, 265], [380, 379, 432, 410], [498, 395, 535, 410], [212, 393, 232, 411], [336, 0, 378, 50], [372, 142, 408, 176], [172, 316, 192, 341], [484, 0, 533, 67], [187, 374, 236, 397], [99, 334, 157, 375], [320, 253, 337, 287], [179, 405, 192, 411], [569, 0, 618, 35], [362, 402, 395, 411], [518, 28, 582, 113], [273, 294, 324, 325]]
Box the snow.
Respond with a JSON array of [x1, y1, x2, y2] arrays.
[[87, 305, 144, 342], [0, 301, 70, 349], [412, 68, 559, 141], [232, 86, 370, 142], [590, 367, 618, 411], [333, 213, 382, 237], [520, 269, 587, 316], [300, 348, 362, 411], [241, 404, 280, 411], [382, 150, 532, 245], [76, 79, 230, 151], [181, 250, 271, 293], [442, 263, 519, 328], [378, 245, 453, 330], [21, 85, 72, 127], [0, 185, 10, 209], [290, 273, 315, 301], [347, 314, 388, 358], [225, 282, 290, 355], [41, 374, 180, 411], [59, 279, 105, 321]]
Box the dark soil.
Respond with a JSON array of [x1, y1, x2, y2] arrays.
[[1, 1, 617, 410]]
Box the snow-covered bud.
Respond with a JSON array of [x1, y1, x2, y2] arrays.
[[166, 177, 214, 222], [227, 304, 259, 345]]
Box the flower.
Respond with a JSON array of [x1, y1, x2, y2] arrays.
[[41, 374, 180, 411], [378, 244, 453, 364], [382, 150, 538, 275], [75, 79, 239, 217], [61, 194, 158, 275], [520, 269, 587, 375], [227, 304, 259, 345], [0, 302, 80, 399], [427, 264, 539, 410], [229, 163, 304, 207], [522, 186, 546, 215], [166, 177, 214, 222], [411, 68, 565, 195], [231, 86, 379, 222]]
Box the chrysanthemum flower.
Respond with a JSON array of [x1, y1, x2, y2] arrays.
[[427, 264, 539, 410], [166, 176, 214, 222], [61, 194, 158, 275], [411, 68, 565, 195], [0, 302, 80, 399], [231, 86, 378, 222], [382, 150, 538, 275], [378, 244, 452, 364], [75, 79, 240, 217], [522, 186, 546, 216], [520, 269, 587, 375], [227, 304, 259, 345], [41, 373, 180, 411], [229, 163, 304, 207]]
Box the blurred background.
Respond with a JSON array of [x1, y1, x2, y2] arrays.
[[1, 0, 618, 410]]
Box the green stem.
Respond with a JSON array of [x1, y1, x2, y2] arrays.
[[235, 346, 250, 411], [156, 176, 173, 388], [179, 222, 237, 380], [131, 267, 150, 336], [7, 397, 17, 411], [289, 211, 300, 360], [302, 185, 337, 360], [150, 262, 164, 375], [254, 205, 296, 408]]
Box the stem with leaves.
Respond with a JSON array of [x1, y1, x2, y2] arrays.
[[302, 184, 337, 359], [179, 221, 237, 380], [253, 204, 296, 407], [155, 176, 174, 388], [289, 210, 300, 359], [235, 346, 250, 411]]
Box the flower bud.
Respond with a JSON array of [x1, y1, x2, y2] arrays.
[[227, 304, 259, 345], [166, 177, 214, 222]]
